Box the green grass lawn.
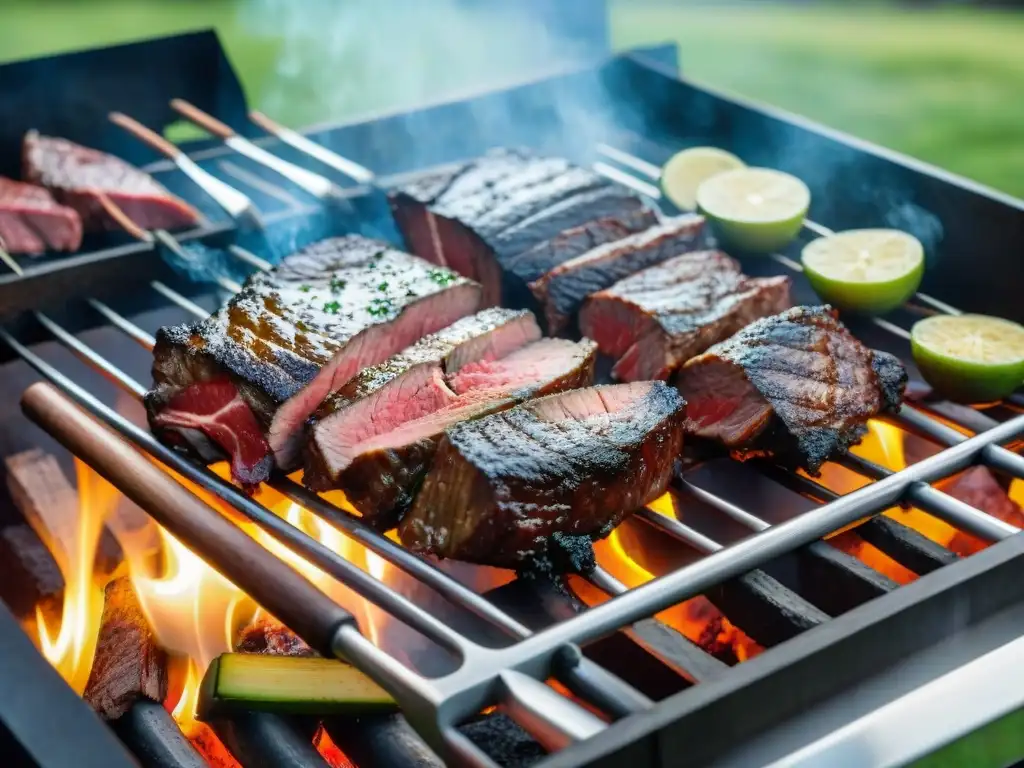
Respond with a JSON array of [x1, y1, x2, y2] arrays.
[[0, 1, 1021, 197]]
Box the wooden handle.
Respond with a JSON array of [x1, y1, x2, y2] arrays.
[[248, 110, 285, 136], [170, 99, 236, 139], [109, 112, 182, 159], [20, 382, 355, 656], [94, 193, 153, 243]]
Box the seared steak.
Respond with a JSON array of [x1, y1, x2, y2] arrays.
[[23, 131, 200, 233], [529, 215, 706, 334], [147, 235, 480, 487], [400, 381, 686, 567], [306, 316, 597, 528], [580, 251, 792, 381], [0, 177, 82, 254], [389, 149, 648, 305], [676, 305, 907, 473]]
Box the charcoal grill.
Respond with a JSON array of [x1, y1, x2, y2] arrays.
[[2, 31, 1024, 768]]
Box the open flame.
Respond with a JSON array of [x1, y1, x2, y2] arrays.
[[35, 460, 118, 693]]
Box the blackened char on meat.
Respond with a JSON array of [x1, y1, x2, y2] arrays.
[[580, 251, 791, 381], [676, 306, 907, 473], [400, 381, 686, 567], [305, 309, 598, 529], [389, 149, 650, 306], [22, 132, 200, 233], [529, 215, 706, 334], [147, 235, 480, 487], [0, 177, 82, 254]]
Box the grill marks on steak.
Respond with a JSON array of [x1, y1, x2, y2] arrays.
[[529, 215, 706, 334], [0, 177, 82, 254], [23, 132, 200, 233], [580, 251, 792, 381], [304, 309, 598, 528], [147, 236, 479, 486], [677, 305, 907, 473], [389, 149, 648, 306], [400, 381, 686, 567]]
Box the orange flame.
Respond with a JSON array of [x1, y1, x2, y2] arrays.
[[36, 460, 119, 693]]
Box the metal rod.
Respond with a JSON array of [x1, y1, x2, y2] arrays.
[[87, 299, 156, 348], [592, 161, 661, 200], [151, 281, 210, 318], [249, 110, 376, 185], [0, 244, 24, 276], [228, 244, 273, 272], [498, 671, 605, 751], [897, 405, 1024, 480], [834, 453, 1018, 542]]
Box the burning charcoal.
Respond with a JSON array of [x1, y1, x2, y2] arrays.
[[5, 449, 122, 581], [0, 522, 63, 624], [940, 467, 1024, 556], [83, 577, 168, 720], [459, 713, 545, 768], [235, 613, 316, 657]]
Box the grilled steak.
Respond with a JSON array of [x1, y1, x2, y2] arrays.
[[389, 149, 648, 305], [23, 131, 200, 233], [0, 177, 82, 254], [580, 251, 792, 381], [529, 215, 706, 334], [305, 312, 597, 528], [400, 381, 686, 567], [676, 305, 907, 473], [147, 235, 480, 487]]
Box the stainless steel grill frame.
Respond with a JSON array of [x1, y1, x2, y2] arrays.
[[2, 40, 1024, 767]]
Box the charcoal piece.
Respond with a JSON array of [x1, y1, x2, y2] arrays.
[[460, 714, 546, 768], [0, 522, 63, 622], [83, 577, 168, 720], [235, 613, 316, 657]]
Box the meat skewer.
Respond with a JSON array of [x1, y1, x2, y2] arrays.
[[0, 176, 82, 255]]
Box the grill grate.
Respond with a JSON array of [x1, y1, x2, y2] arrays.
[[3, 55, 1024, 766]]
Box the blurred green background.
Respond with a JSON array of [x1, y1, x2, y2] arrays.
[[0, 0, 1021, 197]]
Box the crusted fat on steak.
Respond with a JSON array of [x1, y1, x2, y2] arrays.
[[400, 381, 686, 567], [0, 177, 82, 254], [529, 214, 706, 334], [23, 132, 199, 232], [389, 149, 647, 305], [676, 305, 907, 473], [147, 235, 480, 487], [580, 251, 792, 381]]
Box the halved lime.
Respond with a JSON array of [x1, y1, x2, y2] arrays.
[[661, 147, 745, 211], [911, 314, 1024, 403], [696, 168, 810, 254], [802, 229, 924, 315]]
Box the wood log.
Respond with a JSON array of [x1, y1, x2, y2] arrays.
[[83, 576, 168, 720], [0, 522, 63, 624], [5, 449, 122, 581]]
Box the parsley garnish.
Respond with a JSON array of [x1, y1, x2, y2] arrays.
[[367, 297, 393, 317], [329, 275, 347, 292], [298, 284, 312, 292], [428, 269, 456, 286], [377, 281, 389, 292], [322, 300, 341, 315]]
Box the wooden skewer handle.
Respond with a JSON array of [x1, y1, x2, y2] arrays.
[[248, 110, 285, 136], [170, 99, 236, 140], [20, 382, 355, 656], [109, 112, 181, 159]]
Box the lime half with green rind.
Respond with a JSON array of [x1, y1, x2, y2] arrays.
[[911, 314, 1024, 404], [661, 147, 745, 211], [802, 229, 925, 315], [696, 168, 810, 254]]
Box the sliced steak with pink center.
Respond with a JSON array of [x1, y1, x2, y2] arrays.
[[389, 148, 647, 306], [23, 131, 200, 233], [0, 177, 82, 254], [580, 251, 792, 382], [304, 322, 597, 529], [529, 215, 706, 334], [676, 305, 907, 473], [400, 381, 686, 567], [147, 235, 479, 487]]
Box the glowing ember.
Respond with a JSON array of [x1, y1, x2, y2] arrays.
[[36, 460, 119, 693]]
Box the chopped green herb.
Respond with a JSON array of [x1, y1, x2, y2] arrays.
[[367, 297, 394, 317], [298, 284, 312, 293], [377, 281, 389, 292], [329, 275, 347, 292], [322, 300, 342, 315], [428, 269, 456, 286]]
